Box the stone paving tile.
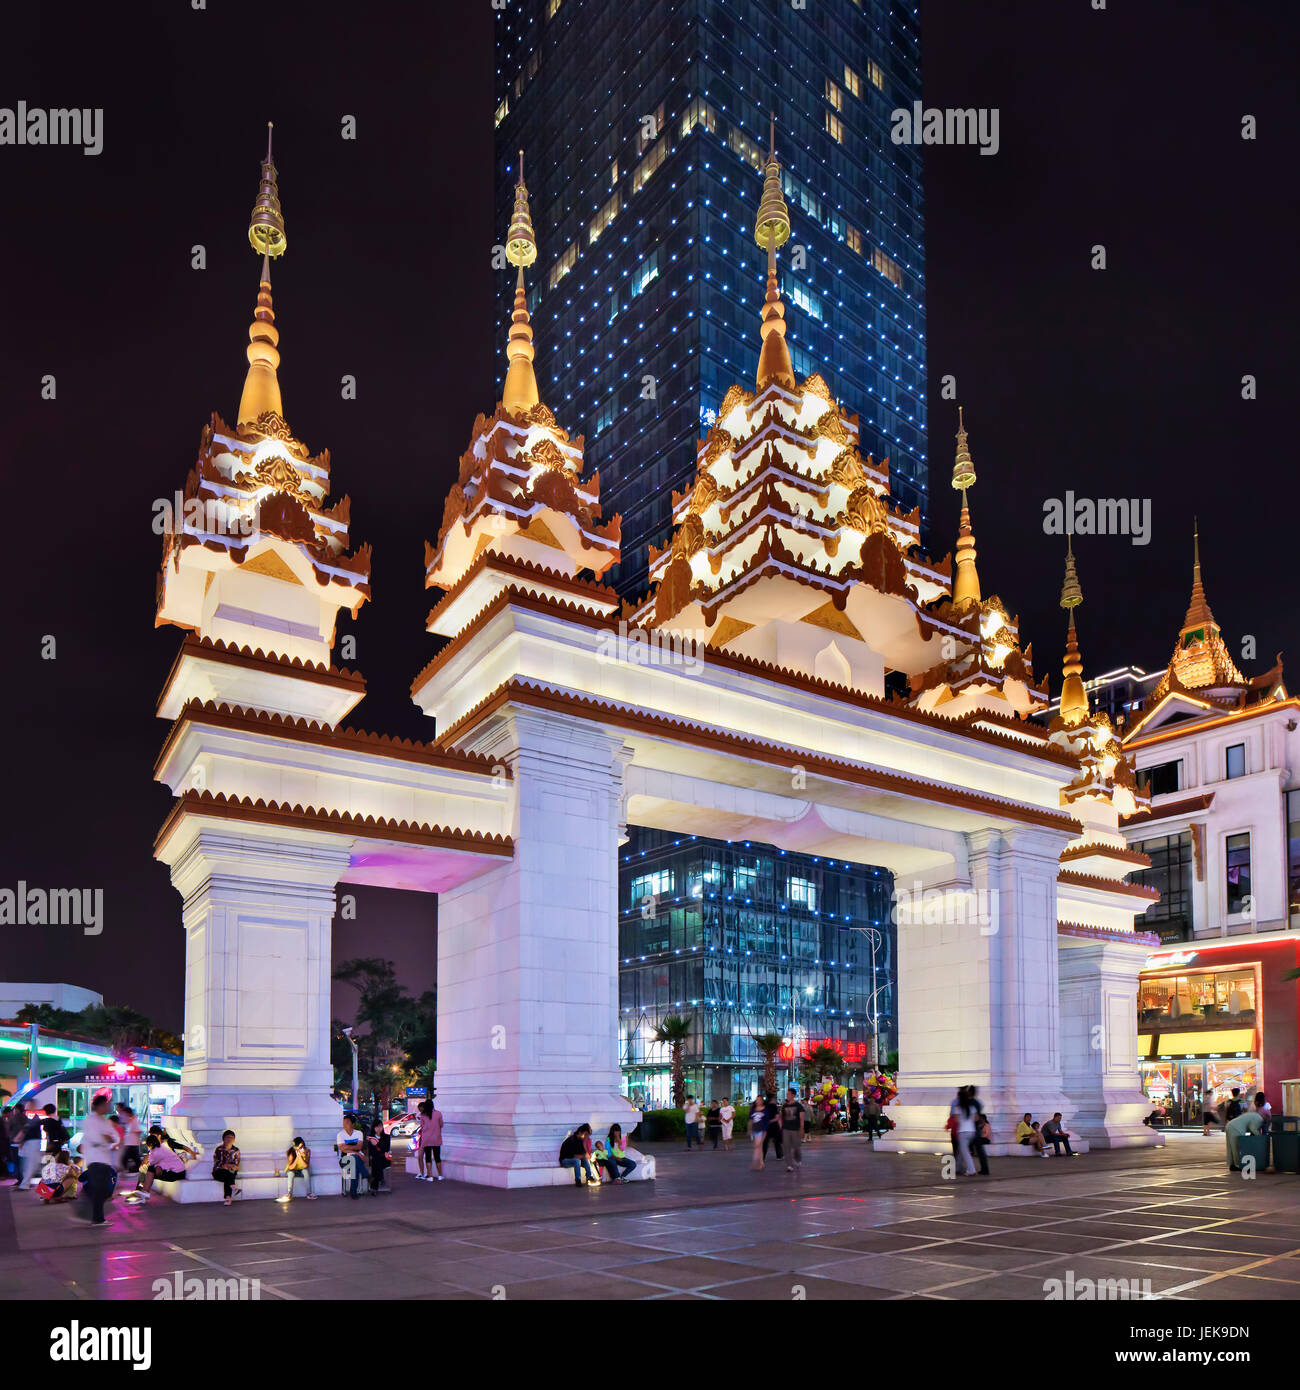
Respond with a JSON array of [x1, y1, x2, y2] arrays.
[[812, 1229, 946, 1254], [973, 1229, 1122, 1255], [709, 1272, 898, 1300], [505, 1274, 689, 1300], [1144, 1230, 1299, 1255], [935, 1272, 1064, 1300], [618, 1254, 770, 1290], [806, 1253, 984, 1293], [1028, 1254, 1206, 1296], [1174, 1274, 1300, 1300]]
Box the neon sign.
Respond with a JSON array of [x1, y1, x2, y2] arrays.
[[777, 1036, 870, 1062]]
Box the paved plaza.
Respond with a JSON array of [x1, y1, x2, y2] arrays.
[[2, 1134, 1297, 1301]]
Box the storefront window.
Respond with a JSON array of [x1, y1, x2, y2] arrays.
[[1138, 967, 1256, 1025]]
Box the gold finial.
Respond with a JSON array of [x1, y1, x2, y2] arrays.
[[950, 407, 981, 608], [1182, 515, 1216, 632], [1060, 533, 1083, 610], [238, 126, 285, 427], [501, 150, 540, 413], [506, 149, 537, 268], [1059, 535, 1089, 725], [952, 405, 976, 491], [753, 112, 794, 391], [247, 122, 287, 259]]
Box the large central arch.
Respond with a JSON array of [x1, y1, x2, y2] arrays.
[[148, 135, 1160, 1197]]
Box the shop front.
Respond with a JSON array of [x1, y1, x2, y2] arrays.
[[1138, 938, 1300, 1125]]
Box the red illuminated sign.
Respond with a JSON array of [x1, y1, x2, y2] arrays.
[[777, 1037, 869, 1062]]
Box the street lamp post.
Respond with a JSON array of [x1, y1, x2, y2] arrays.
[[342, 1026, 359, 1113]]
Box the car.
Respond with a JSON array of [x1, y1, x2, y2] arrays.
[[385, 1115, 421, 1140]]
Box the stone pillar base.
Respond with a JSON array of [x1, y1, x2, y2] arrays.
[[159, 1086, 345, 1202]]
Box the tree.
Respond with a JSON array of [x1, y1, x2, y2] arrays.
[[15, 1002, 181, 1056], [651, 1014, 693, 1108], [752, 1031, 785, 1098]]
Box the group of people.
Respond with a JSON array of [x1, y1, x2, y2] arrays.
[[748, 1088, 809, 1171], [682, 1096, 736, 1150], [947, 1089, 1078, 1174], [1014, 1112, 1077, 1157], [1222, 1090, 1273, 1171], [557, 1123, 638, 1185]]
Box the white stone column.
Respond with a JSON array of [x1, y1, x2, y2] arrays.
[[158, 826, 353, 1200], [434, 708, 639, 1186], [878, 826, 1076, 1154], [1059, 936, 1162, 1148]]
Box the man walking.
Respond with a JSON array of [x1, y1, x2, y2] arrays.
[[77, 1094, 120, 1227], [683, 1095, 700, 1151], [781, 1086, 808, 1172]]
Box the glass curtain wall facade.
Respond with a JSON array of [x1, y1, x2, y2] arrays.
[[494, 0, 926, 600], [619, 828, 896, 1107]]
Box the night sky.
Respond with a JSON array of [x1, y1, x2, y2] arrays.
[[1, 1, 1295, 1032]]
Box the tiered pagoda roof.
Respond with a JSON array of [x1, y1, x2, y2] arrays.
[[156, 128, 370, 652], [423, 155, 620, 631], [629, 124, 1039, 711]]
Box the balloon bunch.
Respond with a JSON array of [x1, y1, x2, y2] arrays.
[[862, 1068, 898, 1106], [810, 1078, 846, 1115]]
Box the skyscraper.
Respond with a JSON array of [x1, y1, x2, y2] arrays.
[[494, 0, 924, 1103], [494, 0, 926, 601]]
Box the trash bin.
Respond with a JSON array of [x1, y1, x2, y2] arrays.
[[1234, 1130, 1270, 1172], [1269, 1116, 1300, 1174]]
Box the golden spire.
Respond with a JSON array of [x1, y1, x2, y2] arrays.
[[950, 407, 981, 608], [753, 114, 795, 391], [238, 123, 287, 428], [502, 150, 540, 414], [1059, 534, 1088, 725], [1181, 516, 1217, 632]]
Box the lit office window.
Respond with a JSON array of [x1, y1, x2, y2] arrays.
[[789, 877, 818, 911], [728, 126, 765, 172], [610, 157, 619, 186], [867, 59, 884, 90], [1225, 833, 1252, 915], [872, 247, 903, 288], [630, 868, 673, 902], [845, 224, 862, 255], [1225, 744, 1246, 779], [787, 281, 823, 322], [844, 65, 861, 99], [631, 140, 667, 193], [825, 78, 843, 111], [548, 241, 578, 290], [681, 97, 718, 138], [589, 191, 622, 244], [546, 0, 563, 17], [631, 250, 660, 297], [494, 98, 509, 129], [825, 112, 844, 144]]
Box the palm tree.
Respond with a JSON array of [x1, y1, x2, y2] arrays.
[[753, 1032, 785, 1097], [651, 1014, 693, 1108]]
